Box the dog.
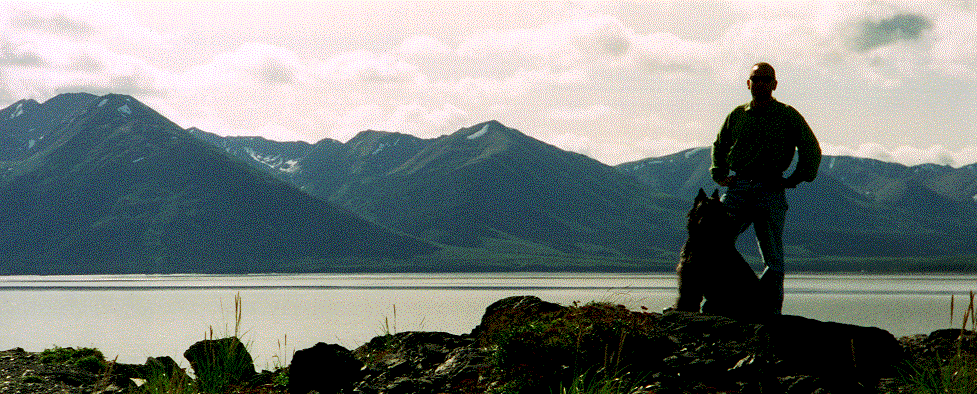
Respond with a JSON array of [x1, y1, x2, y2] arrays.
[[673, 189, 763, 319]]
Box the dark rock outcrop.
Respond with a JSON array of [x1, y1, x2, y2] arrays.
[[183, 337, 256, 392], [285, 295, 909, 393], [352, 331, 481, 393], [289, 342, 363, 394], [0, 295, 940, 394]]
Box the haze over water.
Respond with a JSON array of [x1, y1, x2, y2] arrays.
[[1, 273, 973, 369]]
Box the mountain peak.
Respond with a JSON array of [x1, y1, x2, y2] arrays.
[[41, 92, 99, 106], [0, 99, 40, 121], [456, 120, 524, 141]]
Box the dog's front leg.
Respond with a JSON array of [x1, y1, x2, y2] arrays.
[[675, 270, 704, 312]]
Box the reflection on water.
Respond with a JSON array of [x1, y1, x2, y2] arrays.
[[0, 273, 974, 368]]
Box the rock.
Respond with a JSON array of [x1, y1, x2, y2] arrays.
[[183, 337, 255, 393], [139, 356, 191, 389], [762, 314, 903, 392], [471, 295, 564, 346], [288, 342, 363, 394], [353, 331, 478, 393]]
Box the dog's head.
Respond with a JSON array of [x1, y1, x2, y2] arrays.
[[687, 189, 736, 235]]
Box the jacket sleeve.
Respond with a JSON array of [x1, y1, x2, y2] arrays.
[[789, 108, 821, 182], [710, 112, 734, 183]]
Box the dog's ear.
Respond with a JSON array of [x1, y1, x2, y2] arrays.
[[696, 188, 707, 202], [711, 189, 720, 199]]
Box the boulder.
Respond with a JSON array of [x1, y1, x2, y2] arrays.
[[322, 297, 911, 393], [289, 342, 363, 394], [762, 314, 903, 392], [353, 331, 477, 393], [142, 356, 191, 389], [183, 337, 255, 393], [471, 295, 564, 346]]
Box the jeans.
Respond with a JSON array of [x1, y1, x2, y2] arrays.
[[720, 178, 788, 314]]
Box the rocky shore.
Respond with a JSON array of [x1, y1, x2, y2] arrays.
[[3, 295, 974, 393]]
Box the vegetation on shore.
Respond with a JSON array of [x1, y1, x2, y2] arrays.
[[896, 291, 977, 394], [18, 291, 977, 393]]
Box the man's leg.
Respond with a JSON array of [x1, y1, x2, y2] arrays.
[[720, 179, 754, 241], [754, 188, 788, 314], [718, 180, 756, 313]]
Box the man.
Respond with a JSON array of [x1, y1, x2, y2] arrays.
[[710, 62, 821, 315]]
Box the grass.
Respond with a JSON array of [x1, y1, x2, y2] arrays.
[[190, 292, 258, 394], [381, 304, 398, 338], [898, 291, 977, 394], [129, 292, 281, 394], [490, 301, 657, 394], [555, 368, 649, 394], [39, 346, 108, 374]]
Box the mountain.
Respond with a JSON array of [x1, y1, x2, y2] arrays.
[[0, 93, 434, 274], [187, 128, 313, 175], [617, 149, 977, 260], [328, 121, 687, 257], [194, 121, 688, 262], [195, 121, 977, 268]]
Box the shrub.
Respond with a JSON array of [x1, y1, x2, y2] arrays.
[[491, 302, 658, 393], [40, 346, 107, 373]]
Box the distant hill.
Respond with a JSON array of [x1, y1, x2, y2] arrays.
[[201, 125, 977, 270], [0, 93, 434, 274], [617, 149, 977, 261], [4, 93, 975, 274], [195, 121, 687, 261]]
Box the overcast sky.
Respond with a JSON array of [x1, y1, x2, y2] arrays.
[[2, 1, 975, 166]]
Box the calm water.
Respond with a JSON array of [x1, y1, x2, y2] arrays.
[[1, 273, 974, 370]]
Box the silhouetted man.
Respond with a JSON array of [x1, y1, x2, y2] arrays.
[[710, 62, 821, 315]]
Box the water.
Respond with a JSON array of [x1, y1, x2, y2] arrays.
[[1, 273, 974, 370]]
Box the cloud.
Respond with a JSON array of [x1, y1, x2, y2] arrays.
[[456, 13, 632, 67], [0, 42, 47, 67], [194, 43, 309, 86], [848, 13, 933, 52], [319, 50, 419, 84], [397, 35, 451, 57], [0, 4, 174, 102], [631, 32, 713, 74], [929, 6, 977, 79], [547, 104, 621, 122], [9, 8, 93, 38]]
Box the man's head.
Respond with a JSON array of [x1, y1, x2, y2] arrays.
[[747, 62, 777, 102]]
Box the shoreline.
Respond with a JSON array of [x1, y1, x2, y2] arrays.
[[3, 295, 974, 393]]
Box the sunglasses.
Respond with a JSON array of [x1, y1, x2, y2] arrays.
[[750, 76, 774, 83]]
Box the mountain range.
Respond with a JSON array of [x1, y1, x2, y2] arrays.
[[2, 93, 976, 274], [0, 93, 432, 274]]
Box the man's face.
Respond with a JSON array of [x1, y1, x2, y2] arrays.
[[747, 66, 777, 100]]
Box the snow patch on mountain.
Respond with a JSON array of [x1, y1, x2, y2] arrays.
[[684, 147, 707, 158], [118, 104, 132, 115], [98, 99, 108, 108], [244, 147, 302, 173], [468, 124, 489, 140], [10, 103, 24, 119], [281, 160, 301, 173]]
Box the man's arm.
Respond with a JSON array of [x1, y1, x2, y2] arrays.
[[785, 108, 821, 187], [710, 113, 735, 185]]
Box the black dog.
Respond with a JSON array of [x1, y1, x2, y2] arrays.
[[673, 189, 763, 319]]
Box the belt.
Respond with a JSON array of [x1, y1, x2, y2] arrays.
[[734, 173, 783, 183]]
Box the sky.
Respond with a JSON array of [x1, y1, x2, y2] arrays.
[[1, 1, 975, 167]]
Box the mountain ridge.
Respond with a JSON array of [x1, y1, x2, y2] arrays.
[[0, 93, 435, 274], [3, 93, 976, 274]]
